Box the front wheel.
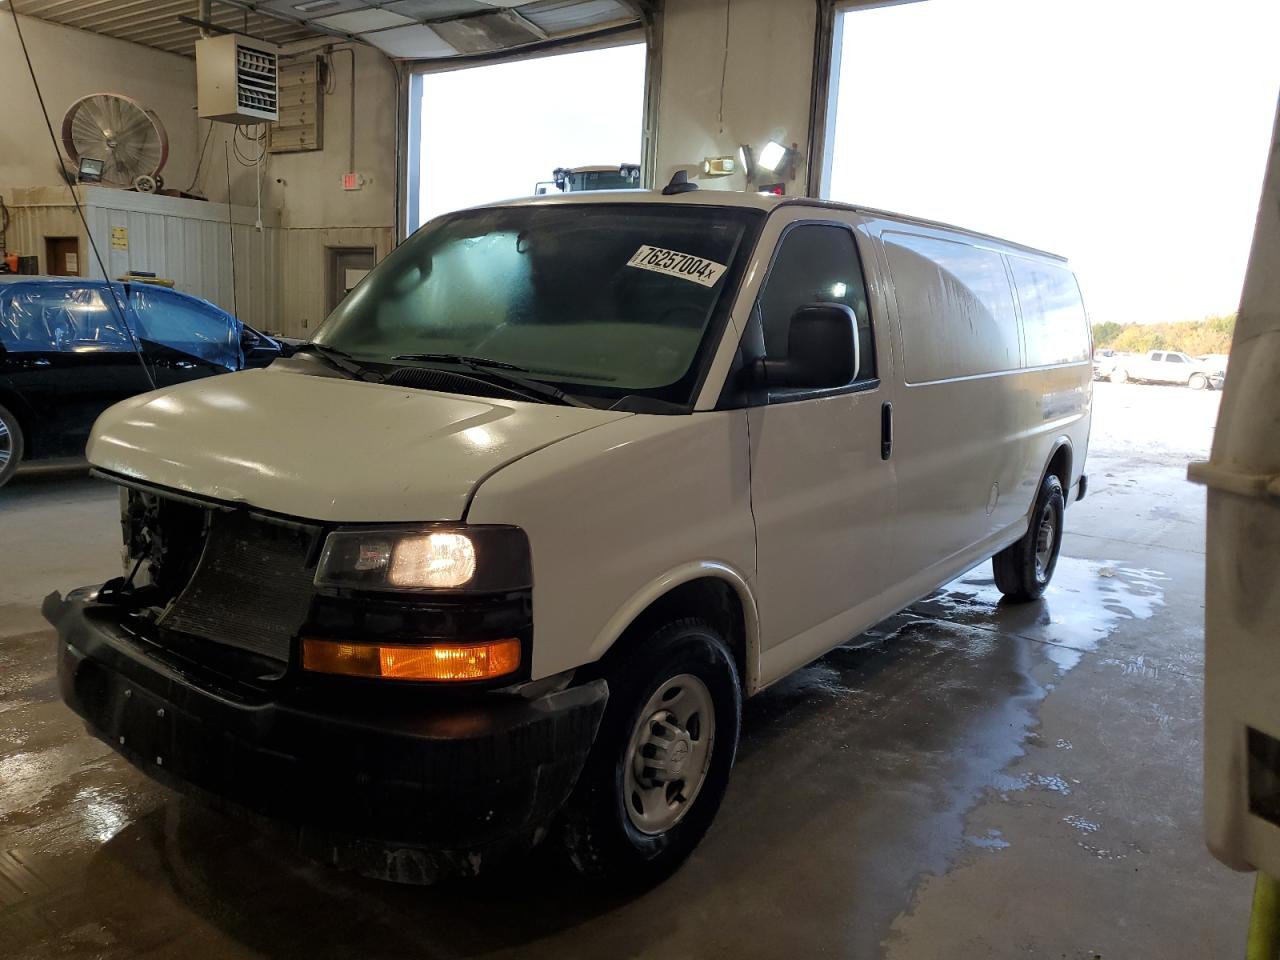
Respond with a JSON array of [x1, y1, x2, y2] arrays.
[[1189, 373, 1208, 390], [559, 619, 741, 887], [1110, 368, 1128, 384], [993, 473, 1065, 602], [0, 403, 23, 488]]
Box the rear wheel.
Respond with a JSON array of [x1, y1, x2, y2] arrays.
[[993, 473, 1065, 602], [0, 403, 23, 488], [1189, 373, 1208, 390], [1110, 368, 1128, 384], [559, 618, 741, 887]]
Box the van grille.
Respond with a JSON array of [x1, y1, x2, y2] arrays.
[[159, 510, 319, 662]]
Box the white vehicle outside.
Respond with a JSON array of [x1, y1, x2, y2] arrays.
[[1108, 349, 1224, 388], [46, 188, 1092, 886]]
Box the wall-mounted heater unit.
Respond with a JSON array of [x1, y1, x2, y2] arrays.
[[196, 34, 280, 124]]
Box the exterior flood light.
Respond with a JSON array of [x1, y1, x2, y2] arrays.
[[757, 140, 788, 173], [77, 157, 105, 183], [738, 141, 799, 186]]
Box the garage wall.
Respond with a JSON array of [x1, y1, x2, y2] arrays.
[[654, 0, 819, 191], [0, 14, 206, 195], [203, 44, 398, 334], [263, 45, 398, 231]]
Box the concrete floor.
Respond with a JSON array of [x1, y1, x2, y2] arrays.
[[0, 383, 1252, 958]]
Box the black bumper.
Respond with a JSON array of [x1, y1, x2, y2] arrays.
[[45, 587, 608, 883]]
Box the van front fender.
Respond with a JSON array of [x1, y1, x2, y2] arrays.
[[587, 560, 763, 695]]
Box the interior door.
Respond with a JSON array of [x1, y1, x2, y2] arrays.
[[745, 219, 896, 674], [44, 237, 81, 276], [327, 247, 376, 315]]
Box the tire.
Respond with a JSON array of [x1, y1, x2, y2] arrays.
[[1110, 368, 1128, 384], [993, 473, 1065, 602], [0, 403, 23, 489], [1189, 373, 1208, 390], [559, 618, 742, 887]]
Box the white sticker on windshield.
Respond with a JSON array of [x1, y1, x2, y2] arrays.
[[626, 245, 727, 288]]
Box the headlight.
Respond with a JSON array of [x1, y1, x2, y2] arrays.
[[314, 525, 531, 593]]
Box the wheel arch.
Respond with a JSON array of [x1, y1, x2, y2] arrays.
[[1044, 438, 1073, 492], [586, 561, 762, 696], [0, 385, 36, 461], [1020, 437, 1073, 528]]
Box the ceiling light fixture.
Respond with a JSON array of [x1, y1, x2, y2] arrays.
[[294, 0, 340, 12]]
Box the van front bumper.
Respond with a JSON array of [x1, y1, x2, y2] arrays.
[[45, 586, 608, 883]]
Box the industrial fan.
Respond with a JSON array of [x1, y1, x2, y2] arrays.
[[60, 93, 169, 192]]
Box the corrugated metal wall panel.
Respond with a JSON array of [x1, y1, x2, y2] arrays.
[[4, 187, 395, 339], [2, 186, 285, 332], [277, 226, 394, 338]]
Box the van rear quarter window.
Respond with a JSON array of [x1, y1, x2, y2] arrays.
[[1007, 256, 1089, 367], [883, 232, 1021, 383]]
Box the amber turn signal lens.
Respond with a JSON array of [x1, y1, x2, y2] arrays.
[[302, 637, 521, 682]]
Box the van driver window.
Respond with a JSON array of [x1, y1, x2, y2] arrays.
[[756, 223, 875, 386]]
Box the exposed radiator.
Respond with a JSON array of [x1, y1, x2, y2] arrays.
[[160, 510, 319, 662]]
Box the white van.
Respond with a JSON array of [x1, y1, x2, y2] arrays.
[[46, 186, 1092, 886]]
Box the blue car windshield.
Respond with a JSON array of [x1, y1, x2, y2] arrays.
[[313, 203, 763, 405]]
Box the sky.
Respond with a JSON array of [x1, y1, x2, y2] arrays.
[[417, 43, 646, 225], [827, 0, 1280, 326]]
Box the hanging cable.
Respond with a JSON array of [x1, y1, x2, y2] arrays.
[[717, 0, 732, 135], [224, 144, 240, 324], [7, 3, 156, 390], [186, 119, 215, 193], [232, 122, 269, 167]]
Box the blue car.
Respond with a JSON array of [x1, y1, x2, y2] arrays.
[[0, 277, 293, 486]]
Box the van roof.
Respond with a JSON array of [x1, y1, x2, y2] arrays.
[[485, 188, 1068, 263]]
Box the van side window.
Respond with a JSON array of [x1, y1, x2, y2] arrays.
[[757, 224, 876, 387], [884, 231, 1020, 383], [1006, 256, 1089, 367]]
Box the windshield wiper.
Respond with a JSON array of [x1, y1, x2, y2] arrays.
[[295, 343, 384, 382], [392, 353, 527, 370], [392, 353, 589, 408]]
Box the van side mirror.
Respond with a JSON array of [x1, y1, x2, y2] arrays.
[[757, 302, 859, 390]]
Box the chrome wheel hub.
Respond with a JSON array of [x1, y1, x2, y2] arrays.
[[623, 673, 716, 836], [1034, 503, 1056, 582], [0, 419, 10, 468]]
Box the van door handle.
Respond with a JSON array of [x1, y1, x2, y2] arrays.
[[881, 402, 893, 460]]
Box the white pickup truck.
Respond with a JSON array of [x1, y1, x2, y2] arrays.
[[1106, 350, 1224, 389]]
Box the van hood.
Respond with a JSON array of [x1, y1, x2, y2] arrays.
[[87, 367, 631, 522]]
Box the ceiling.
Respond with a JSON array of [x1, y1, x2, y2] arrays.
[[10, 0, 643, 59]]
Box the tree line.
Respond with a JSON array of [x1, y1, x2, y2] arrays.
[[1092, 314, 1236, 356]]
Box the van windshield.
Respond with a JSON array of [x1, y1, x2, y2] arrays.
[[313, 203, 762, 406]]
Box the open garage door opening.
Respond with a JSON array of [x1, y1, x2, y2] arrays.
[[406, 43, 647, 231], [821, 0, 1278, 413]]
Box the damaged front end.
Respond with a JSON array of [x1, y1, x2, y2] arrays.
[[45, 477, 607, 883]]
